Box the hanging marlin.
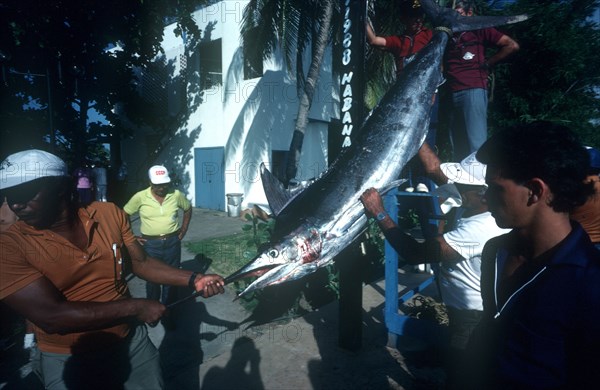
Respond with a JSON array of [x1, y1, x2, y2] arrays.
[[226, 0, 527, 296]]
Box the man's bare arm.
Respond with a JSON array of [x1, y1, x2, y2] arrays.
[[417, 143, 449, 186], [366, 22, 387, 48], [486, 34, 519, 68], [126, 239, 224, 297], [360, 188, 463, 264], [2, 278, 165, 335], [178, 207, 192, 240]]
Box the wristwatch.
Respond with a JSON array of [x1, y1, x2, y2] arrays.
[[188, 272, 198, 290], [376, 212, 388, 221]]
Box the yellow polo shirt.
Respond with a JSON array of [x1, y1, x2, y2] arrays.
[[123, 187, 191, 236]]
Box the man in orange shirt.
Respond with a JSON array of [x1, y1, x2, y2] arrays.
[[0, 149, 225, 389], [571, 146, 600, 247]]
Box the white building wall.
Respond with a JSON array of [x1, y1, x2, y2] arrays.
[[125, 1, 339, 212]]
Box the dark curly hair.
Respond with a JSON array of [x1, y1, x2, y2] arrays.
[[454, 0, 477, 13], [476, 121, 594, 213], [398, 0, 425, 19]]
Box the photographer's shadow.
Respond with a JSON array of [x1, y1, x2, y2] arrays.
[[159, 257, 237, 390], [200, 337, 264, 390]]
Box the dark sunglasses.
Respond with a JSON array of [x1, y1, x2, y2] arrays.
[[1, 180, 43, 205]]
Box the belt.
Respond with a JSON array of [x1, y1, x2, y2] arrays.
[[141, 230, 180, 240]]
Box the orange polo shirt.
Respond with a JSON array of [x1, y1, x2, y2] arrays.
[[0, 202, 138, 354], [571, 178, 600, 243]]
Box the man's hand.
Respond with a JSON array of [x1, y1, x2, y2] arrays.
[[360, 188, 385, 218], [193, 274, 225, 298], [135, 299, 166, 324]]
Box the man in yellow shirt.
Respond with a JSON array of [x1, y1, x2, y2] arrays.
[[124, 165, 192, 305]]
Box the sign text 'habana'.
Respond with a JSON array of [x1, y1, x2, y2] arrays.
[[340, 0, 354, 149], [339, 0, 366, 150]]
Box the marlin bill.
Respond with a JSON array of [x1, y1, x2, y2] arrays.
[[227, 0, 528, 296]]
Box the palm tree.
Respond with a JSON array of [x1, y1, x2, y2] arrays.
[[241, 0, 337, 187]]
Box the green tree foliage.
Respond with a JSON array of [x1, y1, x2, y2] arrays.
[[0, 0, 207, 164], [240, 0, 338, 186], [365, 0, 599, 149], [365, 0, 454, 109], [486, 0, 600, 147]]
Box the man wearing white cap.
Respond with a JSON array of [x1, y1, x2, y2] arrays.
[[360, 150, 509, 389], [124, 165, 192, 305], [0, 150, 224, 389]]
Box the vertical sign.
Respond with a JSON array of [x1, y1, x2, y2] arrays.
[[337, 0, 367, 352], [330, 0, 367, 164]]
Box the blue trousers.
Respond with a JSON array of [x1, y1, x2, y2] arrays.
[[143, 235, 181, 304], [449, 88, 488, 160]]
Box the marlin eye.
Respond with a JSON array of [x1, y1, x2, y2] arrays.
[[268, 249, 279, 258]]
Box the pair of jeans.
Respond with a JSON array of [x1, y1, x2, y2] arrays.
[[449, 88, 488, 160], [142, 234, 182, 304]]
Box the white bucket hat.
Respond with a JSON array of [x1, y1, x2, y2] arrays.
[[0, 149, 69, 190], [440, 151, 487, 186]]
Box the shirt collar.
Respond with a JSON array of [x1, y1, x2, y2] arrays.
[[548, 221, 594, 268]]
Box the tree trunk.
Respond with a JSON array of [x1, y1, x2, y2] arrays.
[[75, 95, 90, 165], [284, 0, 334, 186]]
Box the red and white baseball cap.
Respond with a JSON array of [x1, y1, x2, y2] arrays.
[[148, 165, 171, 185]]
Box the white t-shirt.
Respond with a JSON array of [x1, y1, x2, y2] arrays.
[[440, 211, 509, 311]]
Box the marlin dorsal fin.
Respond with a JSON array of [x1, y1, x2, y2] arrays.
[[260, 163, 295, 217]]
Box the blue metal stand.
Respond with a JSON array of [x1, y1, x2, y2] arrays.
[[383, 189, 446, 347]]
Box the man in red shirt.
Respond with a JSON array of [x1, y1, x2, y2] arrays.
[[366, 1, 433, 78], [445, 0, 519, 160], [367, 0, 437, 190]]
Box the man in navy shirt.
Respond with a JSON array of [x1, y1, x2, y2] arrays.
[[469, 121, 600, 389]]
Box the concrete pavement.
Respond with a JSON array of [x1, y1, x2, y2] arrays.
[[132, 207, 444, 389]]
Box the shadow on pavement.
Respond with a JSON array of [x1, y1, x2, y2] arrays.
[[160, 259, 238, 390], [303, 300, 418, 389], [200, 337, 264, 390]]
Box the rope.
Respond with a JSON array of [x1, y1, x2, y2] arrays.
[[434, 26, 452, 35]]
